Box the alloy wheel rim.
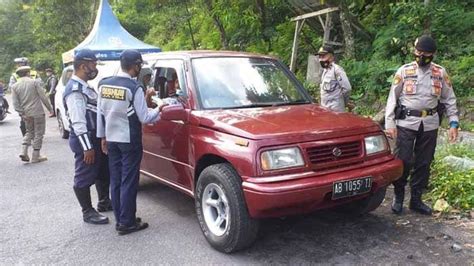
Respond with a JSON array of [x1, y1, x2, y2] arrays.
[[57, 114, 64, 134], [202, 183, 230, 236]]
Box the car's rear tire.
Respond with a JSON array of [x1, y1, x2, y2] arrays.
[[338, 186, 387, 215], [195, 163, 259, 253], [57, 110, 69, 139]]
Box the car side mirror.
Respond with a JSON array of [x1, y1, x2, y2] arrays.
[[161, 104, 188, 122]]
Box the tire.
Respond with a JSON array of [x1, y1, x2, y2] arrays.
[[195, 163, 259, 253], [338, 186, 387, 215], [57, 111, 69, 139]]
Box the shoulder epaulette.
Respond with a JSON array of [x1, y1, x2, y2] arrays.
[[71, 80, 83, 92]]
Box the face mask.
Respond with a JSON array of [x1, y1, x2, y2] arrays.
[[84, 65, 98, 80], [415, 54, 433, 67], [319, 60, 330, 68]]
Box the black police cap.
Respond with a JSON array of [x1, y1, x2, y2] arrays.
[[317, 45, 334, 55], [415, 35, 437, 53], [120, 49, 143, 66], [74, 49, 98, 62]]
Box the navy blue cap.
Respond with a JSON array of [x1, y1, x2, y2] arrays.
[[120, 49, 143, 66], [74, 49, 98, 61]]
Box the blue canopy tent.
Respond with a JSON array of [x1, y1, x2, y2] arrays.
[[62, 0, 160, 64]]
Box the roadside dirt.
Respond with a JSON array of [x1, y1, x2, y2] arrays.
[[238, 187, 474, 264]]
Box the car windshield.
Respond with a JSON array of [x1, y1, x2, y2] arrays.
[[192, 57, 310, 109]]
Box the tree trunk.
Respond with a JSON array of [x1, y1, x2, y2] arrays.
[[254, 0, 271, 51], [339, 4, 355, 59], [184, 1, 197, 49], [323, 13, 332, 45], [203, 0, 229, 49]]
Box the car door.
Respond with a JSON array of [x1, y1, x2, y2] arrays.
[[141, 59, 193, 194]]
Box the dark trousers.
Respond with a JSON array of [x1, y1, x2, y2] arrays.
[[108, 142, 143, 227], [49, 93, 55, 115], [393, 123, 438, 192], [69, 134, 109, 189]]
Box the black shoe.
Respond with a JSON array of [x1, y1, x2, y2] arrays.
[[409, 200, 432, 215], [409, 189, 432, 215], [83, 209, 109, 224], [391, 186, 405, 215], [117, 220, 148, 235], [391, 201, 403, 214], [97, 200, 113, 212], [115, 217, 142, 231]]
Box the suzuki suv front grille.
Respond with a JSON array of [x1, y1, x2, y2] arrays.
[[307, 141, 363, 169]]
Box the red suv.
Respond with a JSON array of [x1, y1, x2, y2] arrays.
[[141, 51, 403, 253]]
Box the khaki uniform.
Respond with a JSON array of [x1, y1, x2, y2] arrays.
[[384, 61, 459, 193], [320, 63, 351, 112], [11, 77, 52, 150], [385, 62, 458, 131]]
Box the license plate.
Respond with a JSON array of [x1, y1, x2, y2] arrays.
[[332, 177, 372, 200]]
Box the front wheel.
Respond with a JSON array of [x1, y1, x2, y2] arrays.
[[338, 186, 387, 215], [195, 163, 259, 253], [57, 111, 69, 139]]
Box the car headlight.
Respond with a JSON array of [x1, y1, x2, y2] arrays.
[[365, 135, 388, 155], [261, 147, 304, 171]]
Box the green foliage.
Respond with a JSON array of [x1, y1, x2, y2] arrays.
[[0, 0, 92, 82], [0, 0, 472, 104], [427, 143, 474, 211], [339, 1, 474, 117]]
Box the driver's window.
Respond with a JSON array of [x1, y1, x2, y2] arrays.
[[153, 60, 187, 99]]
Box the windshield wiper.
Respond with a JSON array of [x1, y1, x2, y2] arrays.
[[239, 103, 276, 109], [271, 99, 311, 106]]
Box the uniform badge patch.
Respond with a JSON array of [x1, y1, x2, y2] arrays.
[[432, 80, 442, 96], [432, 86, 442, 96], [445, 74, 452, 87], [405, 68, 416, 76], [393, 75, 402, 85], [72, 83, 79, 91], [432, 66, 441, 76], [403, 80, 416, 95], [101, 86, 126, 101]]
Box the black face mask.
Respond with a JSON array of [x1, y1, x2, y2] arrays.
[[84, 65, 98, 80], [319, 60, 330, 68], [415, 54, 433, 67], [135, 65, 142, 78]]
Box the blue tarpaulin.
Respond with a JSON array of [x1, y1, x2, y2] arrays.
[[62, 0, 160, 64]]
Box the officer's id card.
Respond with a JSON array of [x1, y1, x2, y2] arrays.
[[101, 86, 126, 101]]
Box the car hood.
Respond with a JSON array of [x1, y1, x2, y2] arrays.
[[193, 104, 380, 140]]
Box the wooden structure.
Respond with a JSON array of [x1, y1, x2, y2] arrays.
[[289, 7, 340, 72]]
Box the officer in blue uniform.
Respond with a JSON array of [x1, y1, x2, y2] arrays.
[[64, 49, 112, 225], [97, 49, 162, 235]]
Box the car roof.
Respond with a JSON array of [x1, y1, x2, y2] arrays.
[[142, 50, 277, 61]]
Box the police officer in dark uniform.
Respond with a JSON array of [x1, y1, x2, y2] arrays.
[[97, 49, 162, 235], [64, 49, 112, 224], [385, 35, 459, 215], [45, 68, 58, 117]]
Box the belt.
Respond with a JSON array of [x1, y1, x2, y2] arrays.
[[403, 107, 437, 117]]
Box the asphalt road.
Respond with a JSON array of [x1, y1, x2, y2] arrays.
[[1, 95, 473, 264]]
